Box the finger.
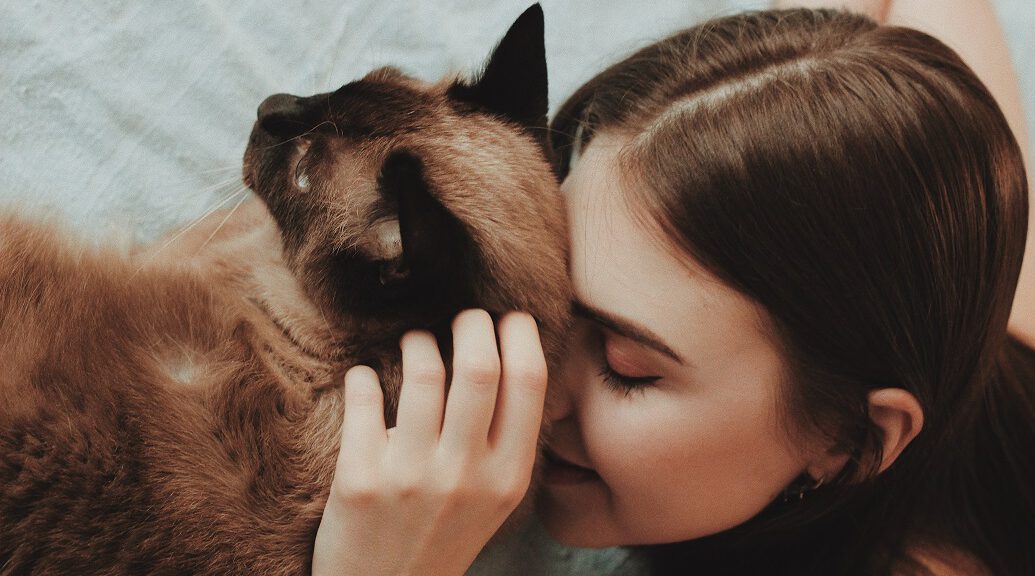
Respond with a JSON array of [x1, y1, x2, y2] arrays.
[[489, 312, 548, 464], [339, 365, 388, 471], [441, 309, 501, 449], [393, 330, 447, 454]]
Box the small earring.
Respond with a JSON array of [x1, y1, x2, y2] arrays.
[[782, 472, 826, 503]]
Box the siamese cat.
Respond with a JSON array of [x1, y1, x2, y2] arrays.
[[0, 4, 571, 574]]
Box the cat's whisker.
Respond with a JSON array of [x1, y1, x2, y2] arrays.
[[187, 175, 249, 200], [321, 53, 337, 95], [153, 175, 246, 214], [195, 165, 242, 175], [130, 188, 249, 278], [308, 61, 324, 96], [191, 174, 247, 193], [255, 121, 342, 150], [197, 191, 251, 252], [172, 186, 249, 236], [302, 121, 338, 138], [163, 176, 246, 205], [316, 306, 334, 340]]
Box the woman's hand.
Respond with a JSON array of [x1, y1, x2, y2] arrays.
[[311, 309, 548, 576]]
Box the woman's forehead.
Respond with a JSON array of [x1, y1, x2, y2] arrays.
[[562, 132, 770, 364]]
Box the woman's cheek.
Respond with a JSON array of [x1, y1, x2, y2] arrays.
[[581, 388, 652, 477]]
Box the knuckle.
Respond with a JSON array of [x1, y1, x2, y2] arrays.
[[438, 450, 476, 478], [407, 365, 447, 387], [429, 473, 466, 503], [494, 456, 534, 493], [389, 474, 426, 501], [433, 461, 479, 493], [344, 388, 382, 409], [456, 358, 501, 387], [507, 362, 547, 391], [346, 391, 383, 410], [430, 465, 527, 509], [332, 478, 381, 507], [496, 480, 529, 509], [497, 459, 533, 489]]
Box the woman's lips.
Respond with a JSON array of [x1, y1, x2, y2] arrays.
[[543, 448, 600, 486]]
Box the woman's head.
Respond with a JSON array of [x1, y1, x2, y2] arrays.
[[538, 7, 1028, 558]]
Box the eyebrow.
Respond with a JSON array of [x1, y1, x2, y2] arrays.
[[572, 299, 686, 365]]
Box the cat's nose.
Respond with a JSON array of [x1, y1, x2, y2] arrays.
[[257, 93, 306, 135]]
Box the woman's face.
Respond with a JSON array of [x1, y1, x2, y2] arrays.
[[537, 132, 820, 547]]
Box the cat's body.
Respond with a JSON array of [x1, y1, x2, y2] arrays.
[[0, 6, 570, 574], [1, 207, 343, 574]]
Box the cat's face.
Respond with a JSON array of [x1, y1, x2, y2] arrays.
[[242, 5, 570, 353]]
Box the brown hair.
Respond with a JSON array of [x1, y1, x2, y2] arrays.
[[551, 9, 1034, 575]]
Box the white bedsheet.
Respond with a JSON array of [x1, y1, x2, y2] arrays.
[[2, 1, 1032, 240], [0, 0, 753, 241], [7, 0, 1030, 242], [1, 1, 1032, 573]]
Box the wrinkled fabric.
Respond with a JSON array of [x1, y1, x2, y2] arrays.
[[1, 1, 1032, 574], [0, 0, 748, 242], [2, 0, 1030, 242], [469, 515, 650, 575]]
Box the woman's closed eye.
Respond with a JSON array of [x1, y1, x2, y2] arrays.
[[597, 332, 662, 397]]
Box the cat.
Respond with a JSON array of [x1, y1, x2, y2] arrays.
[[0, 4, 571, 574]]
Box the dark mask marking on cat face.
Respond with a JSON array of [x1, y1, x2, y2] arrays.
[[241, 3, 567, 344], [324, 149, 478, 322]]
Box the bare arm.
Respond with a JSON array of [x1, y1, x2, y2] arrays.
[[775, 0, 1035, 344]]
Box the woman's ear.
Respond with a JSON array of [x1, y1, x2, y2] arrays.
[[865, 388, 924, 474], [806, 387, 924, 482]]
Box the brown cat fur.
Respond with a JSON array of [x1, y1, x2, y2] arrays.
[[0, 5, 570, 574]]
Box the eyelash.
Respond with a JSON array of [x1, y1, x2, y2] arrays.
[[597, 363, 659, 397], [595, 334, 661, 397]]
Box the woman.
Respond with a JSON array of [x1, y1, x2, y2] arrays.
[[313, 1, 1035, 574]]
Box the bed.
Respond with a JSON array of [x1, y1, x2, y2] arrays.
[[2, 1, 1032, 574], [2, 0, 1031, 238]]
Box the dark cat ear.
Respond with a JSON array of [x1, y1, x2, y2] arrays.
[[448, 4, 548, 139], [377, 150, 475, 306]]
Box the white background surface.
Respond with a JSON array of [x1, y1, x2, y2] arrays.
[[1, 2, 1031, 573], [1, 0, 1032, 242]]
